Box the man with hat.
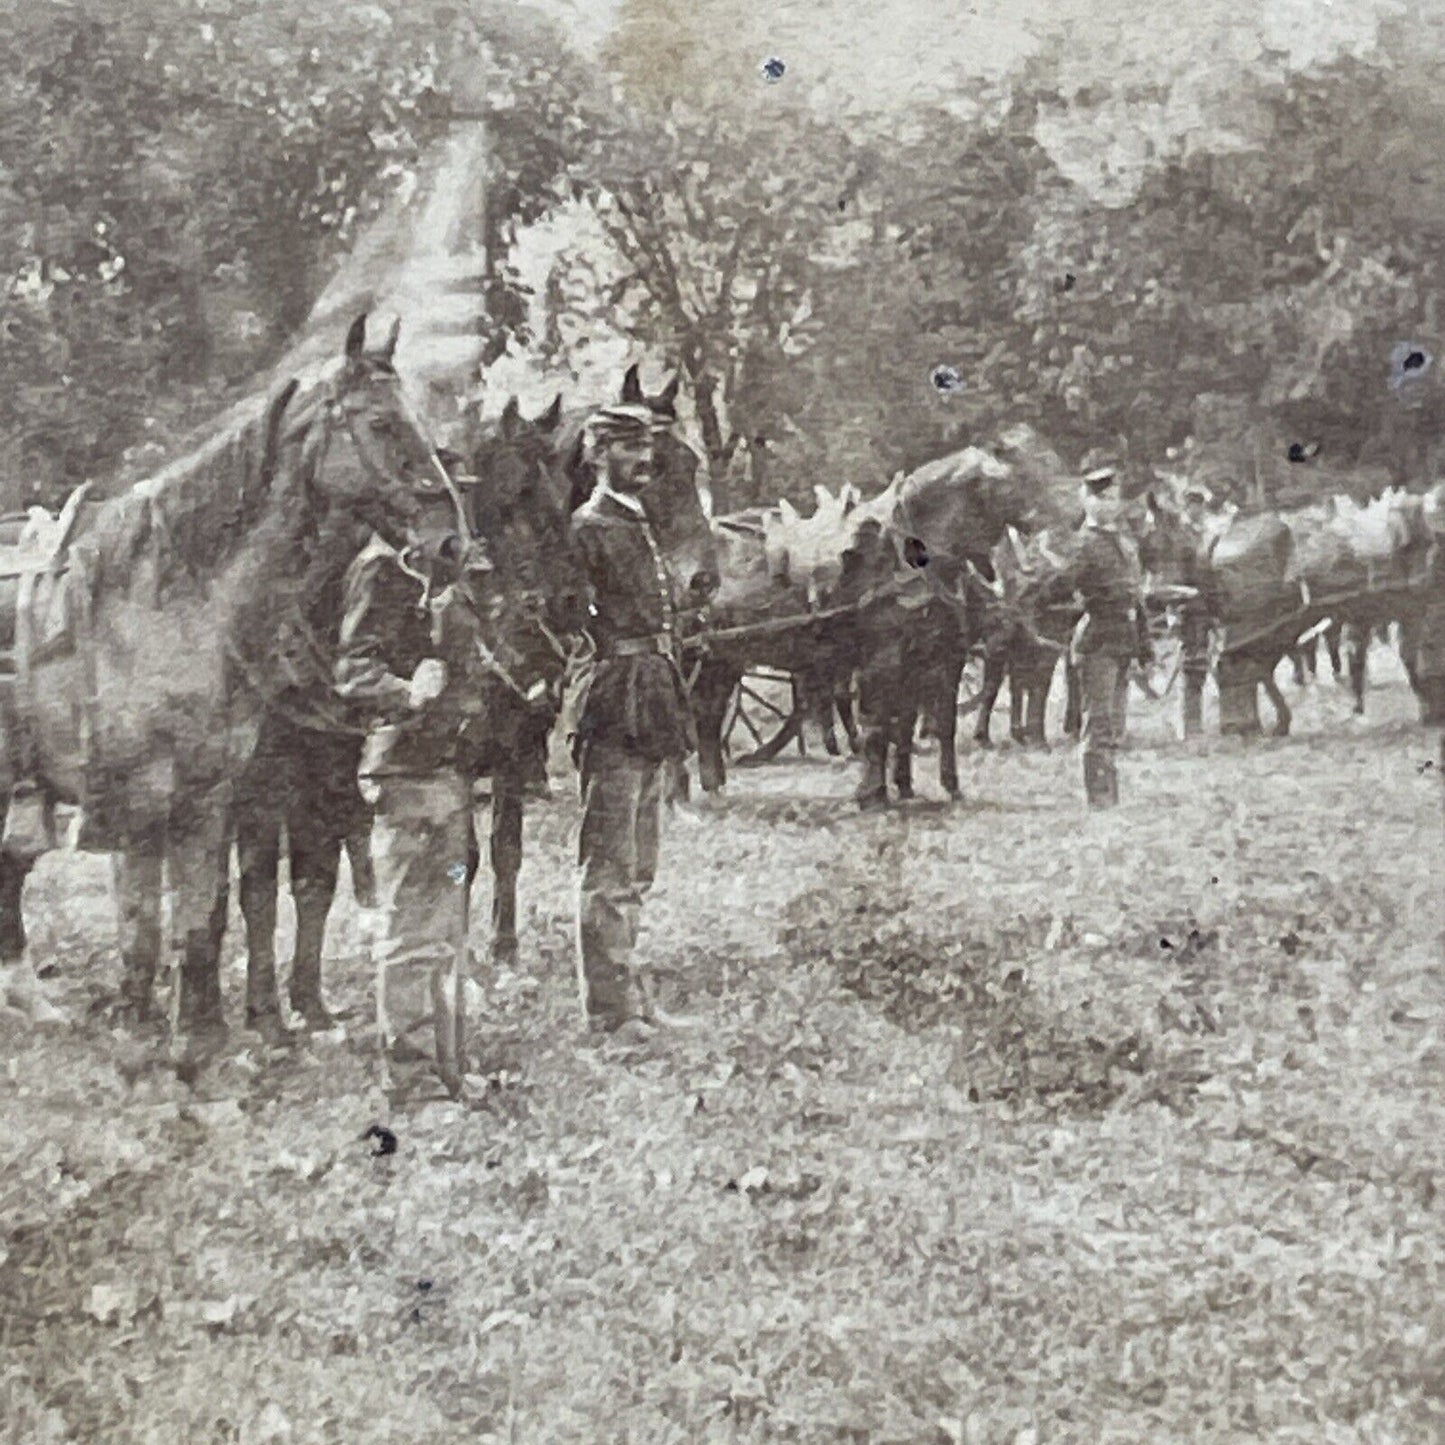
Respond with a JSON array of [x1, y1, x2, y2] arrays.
[[566, 402, 696, 1041], [1177, 479, 1217, 739], [1053, 457, 1150, 806], [332, 519, 494, 1102]]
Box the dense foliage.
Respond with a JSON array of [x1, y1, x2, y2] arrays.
[[4, 0, 1445, 512]]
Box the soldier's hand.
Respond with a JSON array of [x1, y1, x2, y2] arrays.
[[408, 658, 448, 708]]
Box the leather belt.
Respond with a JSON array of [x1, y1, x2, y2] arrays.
[[602, 633, 673, 659]]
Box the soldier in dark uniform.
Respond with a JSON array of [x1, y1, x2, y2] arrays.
[[1416, 485, 1445, 728], [565, 403, 696, 1040], [1053, 462, 1150, 807], [333, 533, 495, 1100], [1178, 480, 1216, 739]]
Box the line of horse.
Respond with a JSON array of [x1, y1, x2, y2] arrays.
[[687, 456, 1445, 805], [1, 326, 1441, 1071]]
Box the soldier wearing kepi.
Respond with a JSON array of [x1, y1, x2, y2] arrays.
[[566, 403, 696, 1041], [1177, 480, 1217, 739], [333, 529, 492, 1101], [1056, 460, 1150, 807]]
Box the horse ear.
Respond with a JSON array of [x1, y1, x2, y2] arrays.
[[657, 373, 681, 409], [501, 395, 520, 440], [539, 392, 563, 431], [344, 313, 368, 362], [778, 497, 800, 526], [380, 315, 401, 363], [620, 363, 644, 405], [260, 378, 300, 486]]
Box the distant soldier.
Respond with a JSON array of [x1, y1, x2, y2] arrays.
[[565, 403, 696, 1040], [334, 532, 492, 1101], [1053, 461, 1150, 807], [1416, 484, 1445, 729], [1178, 480, 1217, 739]]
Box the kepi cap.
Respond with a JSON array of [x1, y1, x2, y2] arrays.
[[583, 403, 665, 450]]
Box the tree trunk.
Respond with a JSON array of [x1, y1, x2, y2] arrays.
[[691, 370, 732, 514]]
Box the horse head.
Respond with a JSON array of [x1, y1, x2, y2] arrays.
[[464, 392, 583, 638], [314, 312, 475, 572]]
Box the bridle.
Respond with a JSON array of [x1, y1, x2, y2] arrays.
[[224, 370, 476, 733]]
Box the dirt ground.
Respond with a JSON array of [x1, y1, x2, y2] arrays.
[[2, 656, 1442, 1445]]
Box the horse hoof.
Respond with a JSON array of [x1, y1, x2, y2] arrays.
[[172, 1020, 229, 1071], [246, 1009, 294, 1046], [289, 996, 337, 1032], [856, 790, 889, 812]]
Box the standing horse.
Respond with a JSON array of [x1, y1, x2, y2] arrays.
[[231, 392, 582, 1035], [788, 447, 1074, 807], [0, 314, 468, 1057], [228, 362, 716, 1014]]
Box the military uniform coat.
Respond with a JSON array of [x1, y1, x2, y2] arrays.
[[1058, 523, 1149, 661], [566, 487, 694, 764], [333, 537, 497, 778]]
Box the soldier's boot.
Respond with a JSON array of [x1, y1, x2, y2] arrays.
[[377, 959, 466, 1103]]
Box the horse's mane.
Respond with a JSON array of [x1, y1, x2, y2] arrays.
[[82, 364, 332, 597]]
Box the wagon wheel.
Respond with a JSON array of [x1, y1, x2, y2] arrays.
[[724, 669, 808, 766], [1133, 616, 1184, 700]]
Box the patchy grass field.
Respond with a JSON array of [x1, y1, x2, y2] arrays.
[[2, 657, 1442, 1445]]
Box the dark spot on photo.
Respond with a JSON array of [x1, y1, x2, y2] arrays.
[[930, 364, 962, 395], [761, 56, 786, 83]]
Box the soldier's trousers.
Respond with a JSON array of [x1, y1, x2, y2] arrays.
[[577, 742, 664, 1028], [1079, 654, 1130, 808], [1180, 613, 1211, 739], [358, 769, 470, 1099]]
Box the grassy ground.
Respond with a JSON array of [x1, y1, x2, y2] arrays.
[[2, 656, 1442, 1445]]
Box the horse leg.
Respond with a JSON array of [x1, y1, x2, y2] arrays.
[[489, 769, 524, 967], [974, 651, 1005, 746], [169, 800, 234, 1059], [1326, 623, 1343, 680], [1263, 670, 1292, 736], [0, 849, 30, 964], [286, 797, 343, 1030], [1343, 623, 1367, 715], [1062, 659, 1082, 739], [936, 650, 962, 799], [889, 707, 915, 800], [1008, 659, 1028, 746], [235, 797, 286, 1038], [1290, 648, 1308, 687], [344, 821, 376, 909], [112, 836, 164, 1024], [811, 674, 842, 757], [1025, 656, 1054, 747], [0, 848, 63, 1025], [835, 684, 861, 755], [693, 661, 735, 794], [1399, 614, 1423, 696]]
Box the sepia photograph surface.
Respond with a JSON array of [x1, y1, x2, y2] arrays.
[[1, 1, 1442, 1440]]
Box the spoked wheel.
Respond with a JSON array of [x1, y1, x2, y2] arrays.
[[724, 669, 808, 766]]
